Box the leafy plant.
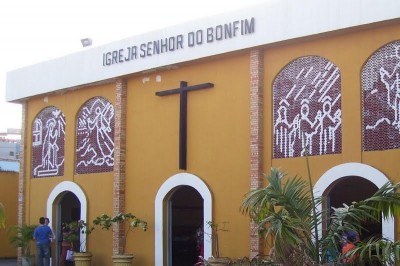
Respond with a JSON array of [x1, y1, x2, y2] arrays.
[[8, 224, 37, 256], [0, 202, 5, 229], [240, 167, 400, 265], [64, 220, 95, 252], [93, 212, 147, 254]]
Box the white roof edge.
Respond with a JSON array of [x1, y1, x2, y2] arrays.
[[6, 0, 400, 102]]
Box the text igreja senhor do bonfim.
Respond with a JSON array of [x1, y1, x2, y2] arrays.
[[102, 18, 255, 66]]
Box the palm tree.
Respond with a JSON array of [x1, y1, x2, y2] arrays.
[[240, 168, 400, 265], [0, 202, 5, 229]]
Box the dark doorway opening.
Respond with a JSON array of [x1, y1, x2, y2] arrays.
[[170, 186, 203, 266], [56, 192, 81, 265], [327, 176, 382, 240]]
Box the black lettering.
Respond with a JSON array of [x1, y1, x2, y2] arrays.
[[147, 42, 152, 56], [224, 23, 232, 38], [168, 37, 175, 51], [196, 30, 203, 45], [153, 40, 160, 54], [161, 38, 168, 53], [118, 49, 124, 63], [243, 17, 255, 35], [188, 32, 195, 47], [215, 25, 223, 40], [105, 52, 112, 65], [124, 47, 131, 61], [233, 20, 239, 37], [177, 34, 183, 49], [112, 51, 118, 64], [130, 46, 138, 60], [140, 43, 146, 58], [207, 28, 213, 43]]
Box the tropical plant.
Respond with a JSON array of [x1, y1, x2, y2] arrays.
[[240, 167, 400, 265], [0, 202, 5, 229], [64, 220, 95, 252], [93, 212, 147, 254], [8, 224, 37, 256]]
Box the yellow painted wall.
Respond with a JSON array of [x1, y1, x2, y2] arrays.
[[126, 53, 251, 264], [0, 171, 18, 258]]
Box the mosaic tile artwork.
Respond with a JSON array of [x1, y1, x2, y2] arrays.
[[273, 56, 342, 158], [362, 40, 400, 151], [32, 106, 66, 177], [76, 97, 115, 174]]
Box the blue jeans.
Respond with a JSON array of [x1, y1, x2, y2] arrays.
[[36, 243, 50, 266]]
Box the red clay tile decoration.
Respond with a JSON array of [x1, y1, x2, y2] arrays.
[[273, 56, 342, 158], [32, 106, 66, 177], [362, 40, 400, 151], [75, 97, 115, 174]]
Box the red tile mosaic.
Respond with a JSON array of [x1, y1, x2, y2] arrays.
[[31, 106, 65, 177], [273, 56, 342, 158], [75, 97, 115, 174], [362, 40, 400, 151]]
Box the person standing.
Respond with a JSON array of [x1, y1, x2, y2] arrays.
[[44, 218, 54, 259], [33, 217, 52, 266]]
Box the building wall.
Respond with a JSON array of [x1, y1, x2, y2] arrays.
[[0, 171, 18, 258]]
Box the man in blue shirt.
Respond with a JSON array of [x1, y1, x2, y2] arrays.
[[33, 217, 52, 266]]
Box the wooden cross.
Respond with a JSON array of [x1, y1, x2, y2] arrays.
[[156, 81, 214, 170]]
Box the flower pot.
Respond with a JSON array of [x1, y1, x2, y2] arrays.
[[22, 255, 35, 266], [74, 252, 93, 266], [207, 257, 231, 265], [112, 254, 134, 266]]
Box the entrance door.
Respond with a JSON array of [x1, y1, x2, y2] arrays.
[[169, 186, 203, 266], [327, 176, 382, 240], [56, 192, 81, 265]]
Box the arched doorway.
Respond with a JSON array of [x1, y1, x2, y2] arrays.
[[326, 176, 381, 240], [47, 181, 87, 266], [313, 163, 394, 241], [155, 173, 213, 266], [56, 192, 81, 265], [170, 186, 203, 266]]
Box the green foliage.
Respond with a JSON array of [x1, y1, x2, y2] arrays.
[[64, 220, 95, 252], [0, 202, 5, 229], [93, 212, 147, 254], [240, 168, 400, 265], [8, 224, 37, 256]]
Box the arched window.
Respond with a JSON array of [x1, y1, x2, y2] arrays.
[[75, 96, 115, 174], [273, 56, 342, 158], [361, 40, 400, 151], [32, 106, 66, 177]]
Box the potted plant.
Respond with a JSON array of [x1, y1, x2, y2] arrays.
[[8, 224, 36, 266], [205, 221, 231, 266], [93, 212, 147, 265], [65, 220, 95, 266]]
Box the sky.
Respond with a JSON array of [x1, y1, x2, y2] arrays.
[[0, 0, 269, 133]]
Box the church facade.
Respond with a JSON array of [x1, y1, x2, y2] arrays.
[[6, 0, 400, 265]]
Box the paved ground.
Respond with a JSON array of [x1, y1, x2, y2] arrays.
[[0, 259, 17, 266]]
